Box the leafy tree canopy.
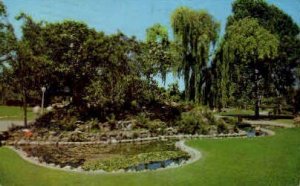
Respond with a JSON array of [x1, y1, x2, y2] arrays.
[[225, 17, 279, 61]]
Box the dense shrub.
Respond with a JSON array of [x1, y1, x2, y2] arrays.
[[222, 117, 238, 125], [203, 110, 217, 125], [106, 114, 117, 130], [175, 105, 222, 134], [176, 112, 204, 134], [135, 113, 150, 128], [148, 119, 167, 135], [35, 106, 80, 130], [217, 120, 229, 134]]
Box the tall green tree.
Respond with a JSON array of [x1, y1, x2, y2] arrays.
[[171, 7, 219, 103], [142, 23, 173, 83], [228, 0, 300, 106], [146, 23, 168, 44], [0, 1, 17, 104], [224, 18, 279, 117], [84, 32, 155, 113], [32, 20, 103, 105], [0, 1, 16, 64], [210, 40, 236, 110], [11, 13, 55, 126]]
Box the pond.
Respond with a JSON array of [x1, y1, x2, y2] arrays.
[[241, 126, 266, 137], [17, 140, 190, 172]]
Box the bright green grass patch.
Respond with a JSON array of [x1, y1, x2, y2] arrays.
[[0, 105, 35, 121], [0, 128, 300, 186]]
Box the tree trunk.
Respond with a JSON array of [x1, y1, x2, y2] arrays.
[[23, 89, 28, 127], [255, 98, 260, 118], [254, 62, 260, 119], [183, 60, 190, 101]]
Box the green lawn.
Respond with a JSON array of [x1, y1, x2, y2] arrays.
[[0, 105, 35, 121], [0, 128, 299, 185]]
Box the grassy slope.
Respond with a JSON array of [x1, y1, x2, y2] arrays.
[[0, 106, 35, 121], [0, 128, 299, 186]]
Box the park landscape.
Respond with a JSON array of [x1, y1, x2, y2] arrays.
[[0, 0, 300, 185]]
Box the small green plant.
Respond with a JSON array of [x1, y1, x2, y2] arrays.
[[132, 131, 139, 139], [135, 112, 150, 128], [106, 114, 117, 130], [68, 132, 86, 142], [87, 118, 100, 132], [130, 100, 138, 109], [57, 116, 77, 131]]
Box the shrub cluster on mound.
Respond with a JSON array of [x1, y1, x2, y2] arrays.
[[4, 103, 240, 143]]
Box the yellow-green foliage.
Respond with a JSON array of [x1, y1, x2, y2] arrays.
[[82, 151, 189, 171]]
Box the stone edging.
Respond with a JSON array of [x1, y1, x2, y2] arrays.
[[260, 128, 275, 136], [3, 140, 201, 174], [1, 132, 248, 146]]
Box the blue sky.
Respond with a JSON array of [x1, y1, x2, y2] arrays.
[[2, 0, 300, 89], [3, 0, 300, 40]]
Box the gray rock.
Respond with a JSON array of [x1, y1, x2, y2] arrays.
[[111, 138, 117, 144], [48, 163, 55, 167], [126, 124, 133, 131], [64, 165, 72, 170]]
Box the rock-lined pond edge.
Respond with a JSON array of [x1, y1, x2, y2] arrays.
[[0, 127, 275, 174], [4, 140, 201, 174]]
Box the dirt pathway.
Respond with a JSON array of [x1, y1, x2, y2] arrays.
[[0, 120, 25, 132], [243, 120, 294, 128]]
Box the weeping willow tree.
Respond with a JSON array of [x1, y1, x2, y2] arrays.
[[210, 40, 235, 110], [171, 7, 219, 103]]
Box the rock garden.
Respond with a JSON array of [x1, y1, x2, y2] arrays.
[[1, 102, 271, 173]]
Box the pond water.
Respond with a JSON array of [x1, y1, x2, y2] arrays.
[[17, 140, 189, 172], [126, 157, 187, 172], [242, 127, 266, 137]]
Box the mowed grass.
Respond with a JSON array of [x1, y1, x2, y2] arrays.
[[0, 105, 35, 121], [0, 128, 299, 186]]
